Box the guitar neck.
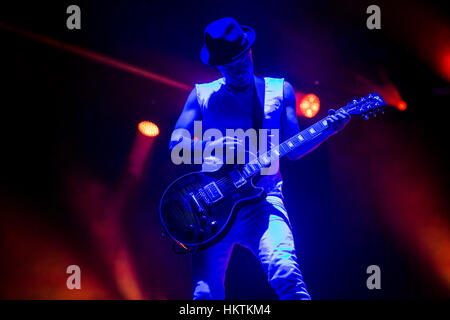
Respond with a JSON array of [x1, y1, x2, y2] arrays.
[[272, 115, 331, 158], [239, 92, 385, 178], [241, 112, 339, 178]]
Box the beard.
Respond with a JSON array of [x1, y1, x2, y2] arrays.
[[228, 71, 253, 87], [219, 52, 254, 89]]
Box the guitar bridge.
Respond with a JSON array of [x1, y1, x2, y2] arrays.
[[204, 182, 223, 203]]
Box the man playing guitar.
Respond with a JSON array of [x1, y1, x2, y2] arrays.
[[169, 17, 350, 300]]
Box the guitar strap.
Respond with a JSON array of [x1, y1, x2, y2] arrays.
[[252, 76, 265, 133]]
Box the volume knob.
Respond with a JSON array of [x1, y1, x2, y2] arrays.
[[210, 220, 218, 232]]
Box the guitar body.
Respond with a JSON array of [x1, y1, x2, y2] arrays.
[[159, 162, 266, 249]]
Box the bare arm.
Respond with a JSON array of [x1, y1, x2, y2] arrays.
[[169, 88, 243, 164], [169, 88, 205, 162], [280, 81, 350, 161]]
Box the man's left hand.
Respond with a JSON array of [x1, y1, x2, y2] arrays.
[[326, 109, 351, 135]]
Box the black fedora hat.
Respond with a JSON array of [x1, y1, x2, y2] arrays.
[[200, 17, 255, 66]]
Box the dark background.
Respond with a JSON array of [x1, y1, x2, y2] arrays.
[[0, 0, 449, 299]]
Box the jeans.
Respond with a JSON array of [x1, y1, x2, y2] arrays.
[[192, 196, 311, 300]]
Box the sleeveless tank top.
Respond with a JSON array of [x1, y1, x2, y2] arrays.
[[195, 77, 284, 197]]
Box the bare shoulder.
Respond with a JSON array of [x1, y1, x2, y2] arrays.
[[185, 87, 199, 109], [283, 80, 296, 103]]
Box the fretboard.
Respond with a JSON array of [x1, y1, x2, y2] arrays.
[[241, 114, 333, 178]]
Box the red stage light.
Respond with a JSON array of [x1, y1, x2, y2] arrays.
[[0, 22, 191, 92], [138, 121, 159, 137], [442, 51, 450, 81], [397, 101, 407, 111], [298, 94, 320, 118]]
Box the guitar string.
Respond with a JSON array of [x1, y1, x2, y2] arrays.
[[190, 117, 332, 202], [191, 139, 304, 202]]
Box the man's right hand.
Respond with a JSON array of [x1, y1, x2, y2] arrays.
[[207, 136, 244, 151]]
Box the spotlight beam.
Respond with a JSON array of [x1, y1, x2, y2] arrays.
[[0, 21, 191, 92]]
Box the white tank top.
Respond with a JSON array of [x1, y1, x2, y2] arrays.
[[195, 76, 284, 196]]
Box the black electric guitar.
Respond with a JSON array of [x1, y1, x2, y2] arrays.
[[160, 93, 385, 250]]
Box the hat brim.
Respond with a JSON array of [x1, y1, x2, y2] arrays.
[[200, 25, 255, 66]]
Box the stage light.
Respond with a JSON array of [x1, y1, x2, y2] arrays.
[[442, 51, 450, 81], [298, 94, 320, 118], [397, 101, 407, 111], [138, 121, 159, 137]]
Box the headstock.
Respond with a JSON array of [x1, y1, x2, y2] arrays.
[[341, 93, 386, 120]]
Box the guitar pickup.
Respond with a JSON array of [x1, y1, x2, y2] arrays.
[[229, 170, 247, 188], [198, 188, 212, 205], [204, 182, 224, 203]]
